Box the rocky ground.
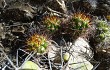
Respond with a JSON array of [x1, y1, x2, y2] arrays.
[[0, 0, 110, 70]]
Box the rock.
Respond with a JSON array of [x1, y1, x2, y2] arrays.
[[69, 1, 96, 12], [87, 0, 97, 9], [1, 1, 36, 22], [48, 43, 58, 60], [72, 37, 93, 60], [53, 37, 93, 65], [11, 25, 25, 35], [0, 0, 7, 8], [67, 54, 93, 70], [8, 1, 36, 13], [46, 0, 67, 13], [2, 8, 33, 22]]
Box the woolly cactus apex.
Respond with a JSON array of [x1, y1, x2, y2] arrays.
[[43, 15, 61, 32], [26, 33, 48, 53], [72, 12, 91, 30]]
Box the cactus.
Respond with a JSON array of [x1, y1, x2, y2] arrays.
[[71, 12, 91, 30], [43, 15, 61, 32], [96, 20, 110, 42], [97, 20, 109, 33], [26, 33, 48, 53], [95, 20, 110, 50]]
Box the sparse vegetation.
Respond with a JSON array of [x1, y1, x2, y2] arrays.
[[0, 0, 110, 70]]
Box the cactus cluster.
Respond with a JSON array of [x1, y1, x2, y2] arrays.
[[71, 12, 91, 30], [43, 15, 61, 32], [96, 20, 110, 42], [26, 33, 48, 53], [95, 20, 110, 51], [1, 0, 110, 70], [97, 20, 109, 32]]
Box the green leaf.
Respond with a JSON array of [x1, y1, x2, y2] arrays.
[[20, 61, 41, 70]]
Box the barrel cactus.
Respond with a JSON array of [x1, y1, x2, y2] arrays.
[[26, 33, 48, 53], [69, 12, 92, 39], [71, 12, 91, 30], [43, 15, 61, 32]]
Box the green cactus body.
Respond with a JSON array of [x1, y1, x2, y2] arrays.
[[96, 20, 110, 43], [97, 21, 109, 33], [27, 34, 48, 53], [72, 12, 91, 30], [43, 16, 61, 32]]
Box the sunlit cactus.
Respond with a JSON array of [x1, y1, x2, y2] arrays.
[[26, 33, 48, 53], [71, 12, 91, 30], [43, 15, 61, 32], [95, 20, 110, 42], [97, 20, 109, 33]]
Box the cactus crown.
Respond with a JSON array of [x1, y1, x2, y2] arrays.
[[26, 33, 48, 53], [72, 12, 91, 29], [43, 15, 61, 32]]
